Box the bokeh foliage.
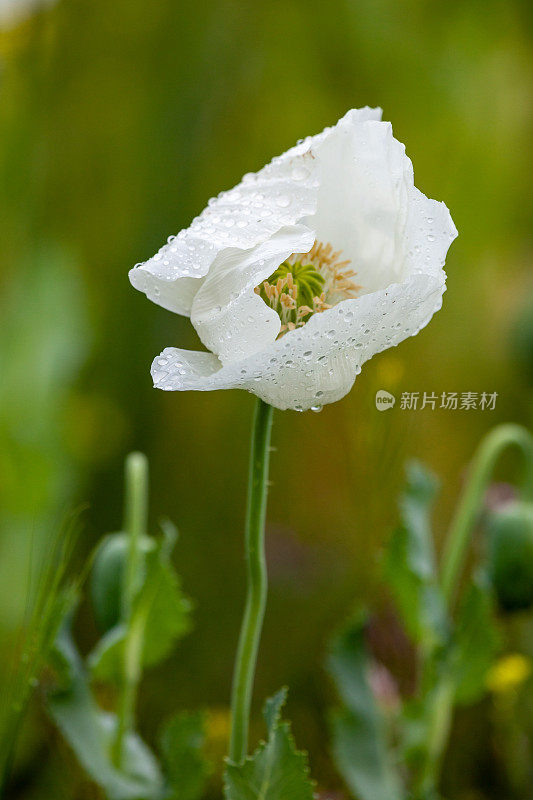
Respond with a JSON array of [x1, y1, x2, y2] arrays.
[[0, 0, 532, 796]]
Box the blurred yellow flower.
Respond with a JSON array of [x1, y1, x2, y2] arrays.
[[207, 706, 232, 743], [486, 654, 531, 694]]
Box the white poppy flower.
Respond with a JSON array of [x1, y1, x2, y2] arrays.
[[130, 108, 457, 411]]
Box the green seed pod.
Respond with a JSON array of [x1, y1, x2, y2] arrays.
[[90, 532, 154, 633], [487, 502, 533, 612]]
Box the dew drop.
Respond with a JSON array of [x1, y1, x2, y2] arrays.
[[291, 165, 310, 181]]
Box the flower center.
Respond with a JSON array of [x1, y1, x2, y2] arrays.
[[255, 241, 361, 336]]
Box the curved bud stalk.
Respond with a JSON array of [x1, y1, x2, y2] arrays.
[[440, 424, 533, 605]]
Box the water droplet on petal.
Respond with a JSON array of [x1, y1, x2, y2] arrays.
[[291, 165, 310, 181]]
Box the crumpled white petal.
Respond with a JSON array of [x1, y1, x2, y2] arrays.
[[132, 107, 457, 411], [151, 270, 449, 411], [128, 147, 320, 316], [129, 106, 382, 319], [310, 117, 412, 295], [190, 225, 314, 364]]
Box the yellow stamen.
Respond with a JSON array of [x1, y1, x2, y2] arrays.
[[257, 240, 362, 337]]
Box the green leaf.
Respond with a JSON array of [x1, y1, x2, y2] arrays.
[[453, 573, 501, 704], [263, 687, 287, 734], [385, 461, 448, 650], [90, 532, 155, 634], [224, 687, 314, 800], [47, 613, 164, 800], [89, 525, 192, 680], [160, 710, 212, 800], [327, 614, 404, 800]]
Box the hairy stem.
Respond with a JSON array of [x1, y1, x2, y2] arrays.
[[229, 399, 274, 764]]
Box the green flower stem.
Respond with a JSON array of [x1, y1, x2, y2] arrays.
[[440, 424, 533, 604], [123, 452, 149, 616], [112, 452, 149, 768], [229, 399, 274, 764]]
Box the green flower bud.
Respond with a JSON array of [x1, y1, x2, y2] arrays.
[[90, 532, 154, 633], [487, 502, 533, 612]]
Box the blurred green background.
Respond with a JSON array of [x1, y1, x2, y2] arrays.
[[1, 0, 532, 797]]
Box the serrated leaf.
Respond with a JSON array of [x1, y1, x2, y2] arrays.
[[48, 614, 163, 800], [89, 526, 192, 681], [224, 688, 314, 800], [385, 461, 448, 650], [327, 614, 404, 800], [453, 573, 501, 704], [160, 710, 212, 800], [263, 687, 287, 734]]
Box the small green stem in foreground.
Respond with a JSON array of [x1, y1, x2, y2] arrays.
[[440, 424, 533, 605], [112, 452, 149, 768], [229, 399, 274, 764], [415, 676, 455, 798], [123, 452, 149, 616]]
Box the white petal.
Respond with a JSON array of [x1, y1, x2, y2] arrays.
[[310, 117, 413, 294], [151, 271, 445, 411], [190, 225, 314, 364], [129, 149, 319, 316], [281, 106, 383, 161], [129, 107, 383, 318], [404, 186, 458, 276]]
